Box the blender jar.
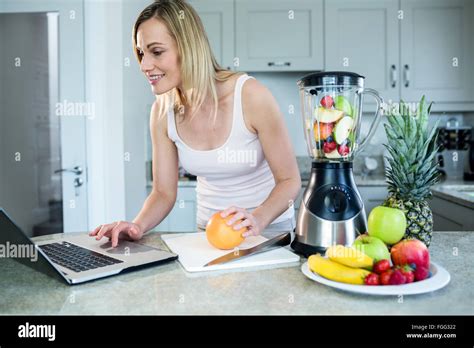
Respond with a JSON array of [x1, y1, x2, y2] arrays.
[[298, 72, 383, 162]]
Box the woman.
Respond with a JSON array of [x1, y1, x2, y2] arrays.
[[90, 0, 301, 247]]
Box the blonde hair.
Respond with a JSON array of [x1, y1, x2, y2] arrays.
[[132, 0, 241, 122]]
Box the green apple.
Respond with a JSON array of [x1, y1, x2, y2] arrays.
[[314, 107, 344, 123], [352, 234, 390, 262], [368, 206, 407, 245], [333, 116, 354, 144], [334, 96, 353, 116]]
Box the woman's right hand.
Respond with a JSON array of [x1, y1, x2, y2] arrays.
[[89, 221, 143, 248]]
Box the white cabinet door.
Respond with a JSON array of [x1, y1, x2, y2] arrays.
[[155, 186, 197, 232], [325, 0, 400, 104], [188, 0, 234, 70], [235, 0, 324, 71], [400, 0, 474, 104]]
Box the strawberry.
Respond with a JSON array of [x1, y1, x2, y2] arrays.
[[364, 273, 380, 286], [414, 266, 430, 281], [373, 259, 391, 275], [389, 269, 407, 285], [399, 264, 415, 283], [380, 269, 393, 285], [338, 144, 350, 156], [320, 95, 334, 109], [323, 140, 337, 153]]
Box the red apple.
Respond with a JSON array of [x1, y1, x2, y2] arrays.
[[390, 239, 430, 270], [320, 95, 334, 109]]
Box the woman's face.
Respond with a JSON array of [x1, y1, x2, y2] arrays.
[[136, 18, 181, 95]]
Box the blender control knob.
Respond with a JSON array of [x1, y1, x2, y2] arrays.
[[324, 191, 347, 214]]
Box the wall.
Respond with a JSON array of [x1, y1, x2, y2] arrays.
[[84, 0, 126, 229], [122, 0, 156, 221]]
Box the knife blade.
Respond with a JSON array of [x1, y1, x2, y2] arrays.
[[203, 232, 291, 267]]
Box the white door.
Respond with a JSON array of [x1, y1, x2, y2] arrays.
[[400, 0, 474, 104], [325, 0, 400, 105], [0, 0, 88, 234]]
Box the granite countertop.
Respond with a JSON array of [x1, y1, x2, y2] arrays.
[[301, 173, 387, 186], [0, 232, 472, 315], [431, 181, 474, 209], [147, 179, 197, 188]]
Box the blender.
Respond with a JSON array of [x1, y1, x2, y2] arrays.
[[291, 72, 383, 257]]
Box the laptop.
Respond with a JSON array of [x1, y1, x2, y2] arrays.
[[0, 208, 178, 285]]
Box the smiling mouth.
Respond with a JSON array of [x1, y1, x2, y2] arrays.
[[149, 74, 165, 84]]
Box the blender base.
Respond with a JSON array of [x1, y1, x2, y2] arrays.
[[291, 162, 367, 257], [290, 239, 327, 258]]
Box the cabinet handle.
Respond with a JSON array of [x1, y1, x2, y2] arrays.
[[403, 64, 410, 88], [54, 165, 83, 176], [390, 64, 397, 88], [268, 61, 291, 67]]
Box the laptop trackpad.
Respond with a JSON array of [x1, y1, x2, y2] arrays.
[[99, 240, 158, 255]]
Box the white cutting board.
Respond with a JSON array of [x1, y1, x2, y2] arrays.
[[161, 232, 300, 273]]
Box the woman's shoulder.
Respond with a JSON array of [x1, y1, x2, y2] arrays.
[[240, 75, 281, 131], [150, 96, 171, 135], [241, 76, 277, 111]]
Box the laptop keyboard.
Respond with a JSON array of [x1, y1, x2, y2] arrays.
[[39, 241, 123, 273]]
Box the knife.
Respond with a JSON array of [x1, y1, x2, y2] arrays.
[[203, 232, 291, 267]]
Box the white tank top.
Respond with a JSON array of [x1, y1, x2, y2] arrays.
[[167, 74, 295, 229]]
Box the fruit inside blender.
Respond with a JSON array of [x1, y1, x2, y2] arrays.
[[309, 92, 357, 160]]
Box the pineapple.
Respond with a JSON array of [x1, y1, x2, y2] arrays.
[[382, 97, 441, 247]]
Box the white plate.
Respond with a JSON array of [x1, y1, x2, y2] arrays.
[[301, 261, 450, 296]]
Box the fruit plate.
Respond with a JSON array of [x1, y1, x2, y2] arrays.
[[301, 261, 450, 296]]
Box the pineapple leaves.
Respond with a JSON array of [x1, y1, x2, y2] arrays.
[[382, 96, 439, 200]]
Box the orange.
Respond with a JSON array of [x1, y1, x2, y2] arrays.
[[206, 212, 246, 250], [314, 121, 334, 141]]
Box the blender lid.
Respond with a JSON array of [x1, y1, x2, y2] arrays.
[[297, 71, 365, 87]]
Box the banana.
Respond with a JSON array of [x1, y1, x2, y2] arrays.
[[308, 254, 371, 285], [326, 245, 373, 270]]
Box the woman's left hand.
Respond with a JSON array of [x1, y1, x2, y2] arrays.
[[220, 206, 263, 237]]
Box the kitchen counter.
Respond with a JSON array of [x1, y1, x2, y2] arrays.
[[0, 232, 472, 315], [301, 174, 387, 186], [432, 182, 474, 209]]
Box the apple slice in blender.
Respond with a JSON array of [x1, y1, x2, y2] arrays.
[[325, 148, 342, 159], [313, 107, 344, 123], [334, 96, 353, 117], [334, 116, 354, 145]]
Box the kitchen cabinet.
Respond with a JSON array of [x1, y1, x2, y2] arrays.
[[358, 186, 388, 217], [187, 0, 234, 70], [151, 185, 197, 232], [234, 0, 324, 71], [325, 0, 400, 103], [400, 0, 474, 104], [430, 195, 474, 231], [325, 0, 474, 111]]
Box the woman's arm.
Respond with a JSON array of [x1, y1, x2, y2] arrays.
[[89, 101, 179, 246], [241, 79, 301, 231], [133, 100, 179, 233]]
